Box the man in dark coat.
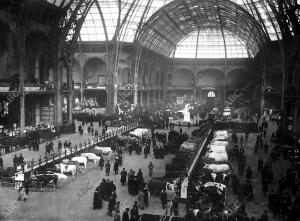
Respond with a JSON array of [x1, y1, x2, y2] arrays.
[[93, 188, 103, 209], [99, 157, 104, 171], [108, 196, 116, 216], [98, 179, 106, 199], [130, 202, 139, 221], [148, 162, 153, 177], [137, 169, 143, 187], [120, 168, 127, 185], [18, 154, 24, 164], [0, 156, 3, 169], [105, 160, 111, 176], [122, 208, 130, 221], [113, 160, 119, 175], [160, 189, 167, 209], [143, 187, 149, 207]]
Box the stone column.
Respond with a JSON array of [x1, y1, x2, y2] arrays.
[[18, 35, 25, 135], [153, 90, 156, 104], [34, 56, 39, 82], [147, 90, 150, 106], [53, 40, 63, 125], [68, 69, 73, 124], [158, 90, 161, 103], [140, 91, 143, 106], [35, 101, 40, 125]]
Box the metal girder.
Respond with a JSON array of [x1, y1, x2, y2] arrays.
[[180, 0, 200, 28], [161, 9, 189, 36], [94, 0, 108, 42], [60, 0, 93, 40], [59, 0, 94, 69], [134, 0, 153, 42], [135, 0, 268, 58], [143, 23, 177, 47]]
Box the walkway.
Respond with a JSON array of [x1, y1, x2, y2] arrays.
[[1, 120, 130, 169], [226, 119, 289, 220]]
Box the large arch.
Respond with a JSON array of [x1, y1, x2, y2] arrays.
[[25, 31, 52, 83], [82, 57, 107, 84], [172, 68, 194, 87], [136, 0, 268, 57], [197, 69, 225, 88]]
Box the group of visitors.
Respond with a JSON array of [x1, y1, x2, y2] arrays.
[[45, 141, 54, 154], [13, 154, 24, 167]]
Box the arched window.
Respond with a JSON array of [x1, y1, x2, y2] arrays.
[[207, 91, 216, 98]]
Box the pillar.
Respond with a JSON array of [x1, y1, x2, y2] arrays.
[[158, 90, 161, 103], [140, 91, 143, 106], [68, 69, 73, 124], [153, 90, 156, 104], [35, 101, 40, 125], [147, 91, 150, 106], [53, 41, 63, 125], [34, 56, 39, 81], [18, 35, 25, 135]]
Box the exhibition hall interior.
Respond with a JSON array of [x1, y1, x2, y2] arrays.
[[0, 0, 300, 220]]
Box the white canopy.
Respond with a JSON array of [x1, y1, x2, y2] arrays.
[[204, 152, 228, 163], [214, 130, 228, 136], [129, 128, 149, 139], [213, 135, 228, 140], [203, 164, 230, 173], [207, 144, 227, 153], [211, 140, 228, 146], [180, 141, 197, 151], [95, 146, 112, 154]]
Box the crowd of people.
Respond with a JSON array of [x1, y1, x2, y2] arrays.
[[226, 117, 300, 221]]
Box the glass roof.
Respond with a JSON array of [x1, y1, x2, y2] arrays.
[[80, 0, 173, 42], [78, 0, 282, 58], [173, 29, 250, 58]]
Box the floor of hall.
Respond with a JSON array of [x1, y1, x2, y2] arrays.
[[0, 120, 287, 221], [0, 125, 194, 221], [226, 119, 288, 220]]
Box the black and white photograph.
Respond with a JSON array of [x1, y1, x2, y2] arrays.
[[0, 0, 299, 220]]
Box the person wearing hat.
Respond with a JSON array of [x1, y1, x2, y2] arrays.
[[18, 154, 24, 164], [148, 162, 153, 177], [122, 208, 130, 221]]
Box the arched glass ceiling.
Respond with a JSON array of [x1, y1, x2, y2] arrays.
[[80, 0, 173, 42], [79, 0, 281, 42], [173, 29, 250, 58], [77, 0, 281, 57], [136, 0, 269, 57]]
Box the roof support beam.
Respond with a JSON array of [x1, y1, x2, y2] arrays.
[[180, 0, 199, 28], [216, 0, 227, 98], [143, 23, 177, 47], [161, 9, 189, 36]]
